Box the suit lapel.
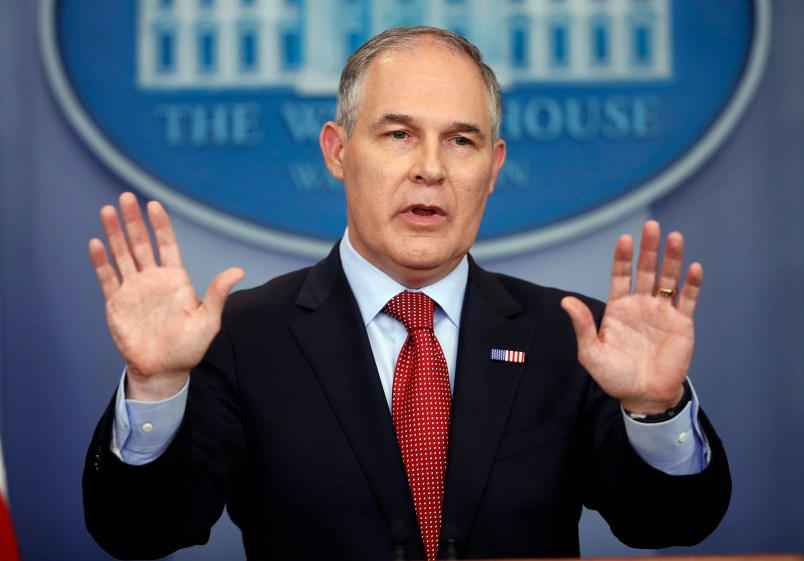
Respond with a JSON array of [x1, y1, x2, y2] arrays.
[[288, 249, 534, 555], [289, 247, 420, 545], [442, 259, 536, 547]]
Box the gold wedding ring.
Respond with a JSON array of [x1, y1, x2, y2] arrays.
[[657, 287, 677, 297]]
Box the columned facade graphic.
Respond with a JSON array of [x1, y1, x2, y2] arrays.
[[137, 0, 672, 92]]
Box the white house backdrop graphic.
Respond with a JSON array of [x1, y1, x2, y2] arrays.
[[40, 0, 768, 257], [138, 0, 673, 93]]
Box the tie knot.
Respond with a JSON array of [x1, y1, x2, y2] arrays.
[[383, 291, 436, 332]]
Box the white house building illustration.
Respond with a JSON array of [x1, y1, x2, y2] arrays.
[[137, 0, 672, 92]]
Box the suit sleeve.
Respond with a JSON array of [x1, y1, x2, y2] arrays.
[[579, 300, 732, 549], [83, 325, 247, 560]]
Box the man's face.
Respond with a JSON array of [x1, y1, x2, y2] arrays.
[[320, 40, 506, 288]]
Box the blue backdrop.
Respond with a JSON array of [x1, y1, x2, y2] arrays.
[[1, 2, 802, 560]]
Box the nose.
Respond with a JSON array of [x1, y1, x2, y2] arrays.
[[409, 137, 446, 186]]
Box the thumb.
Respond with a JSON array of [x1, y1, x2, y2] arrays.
[[202, 267, 246, 318], [560, 296, 598, 354]]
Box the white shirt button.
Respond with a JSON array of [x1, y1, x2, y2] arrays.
[[678, 431, 688, 444], [142, 422, 154, 433]]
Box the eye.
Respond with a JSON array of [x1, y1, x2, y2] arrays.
[[389, 130, 409, 140], [452, 136, 472, 146]]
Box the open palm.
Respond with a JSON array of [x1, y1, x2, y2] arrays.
[[561, 221, 701, 414], [89, 193, 244, 400]]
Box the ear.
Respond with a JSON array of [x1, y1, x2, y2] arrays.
[[320, 121, 348, 181], [487, 138, 507, 196]]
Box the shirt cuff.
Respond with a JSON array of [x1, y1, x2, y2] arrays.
[[112, 369, 189, 465], [621, 379, 711, 475]]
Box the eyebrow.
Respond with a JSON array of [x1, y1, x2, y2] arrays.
[[373, 113, 486, 140]]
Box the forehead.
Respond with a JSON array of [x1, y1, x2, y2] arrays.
[[357, 41, 492, 130]]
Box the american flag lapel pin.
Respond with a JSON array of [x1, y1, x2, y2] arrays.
[[490, 348, 526, 363]]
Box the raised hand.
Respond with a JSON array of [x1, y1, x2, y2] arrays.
[[560, 220, 701, 414], [89, 192, 245, 401]]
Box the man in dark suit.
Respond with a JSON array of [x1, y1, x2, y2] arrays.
[[84, 27, 730, 560]]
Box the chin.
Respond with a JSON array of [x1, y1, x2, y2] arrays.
[[399, 240, 445, 262], [398, 243, 462, 275]]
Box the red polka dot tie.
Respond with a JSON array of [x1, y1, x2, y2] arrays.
[[384, 291, 451, 561]]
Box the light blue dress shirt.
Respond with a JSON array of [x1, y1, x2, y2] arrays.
[[114, 231, 710, 474]]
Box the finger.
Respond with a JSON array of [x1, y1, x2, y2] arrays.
[[608, 234, 634, 301], [560, 296, 598, 359], [88, 238, 120, 300], [119, 192, 156, 270], [677, 262, 703, 318], [656, 231, 684, 299], [634, 220, 661, 295], [100, 203, 137, 279], [147, 200, 184, 268], [202, 267, 246, 319]]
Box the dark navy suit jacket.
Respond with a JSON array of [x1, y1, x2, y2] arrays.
[[84, 246, 731, 560]]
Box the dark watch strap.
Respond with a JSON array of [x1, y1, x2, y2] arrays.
[[625, 379, 692, 423]]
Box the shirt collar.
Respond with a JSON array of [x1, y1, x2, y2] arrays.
[[339, 228, 468, 329]]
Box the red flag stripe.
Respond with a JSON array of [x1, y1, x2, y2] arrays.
[[506, 350, 525, 363], [0, 492, 21, 561], [0, 438, 21, 561]]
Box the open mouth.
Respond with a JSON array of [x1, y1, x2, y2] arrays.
[[400, 204, 446, 227], [411, 207, 438, 217]]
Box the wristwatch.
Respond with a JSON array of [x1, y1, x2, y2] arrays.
[[625, 379, 692, 423]]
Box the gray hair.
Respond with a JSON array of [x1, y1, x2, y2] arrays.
[[336, 26, 503, 140]]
